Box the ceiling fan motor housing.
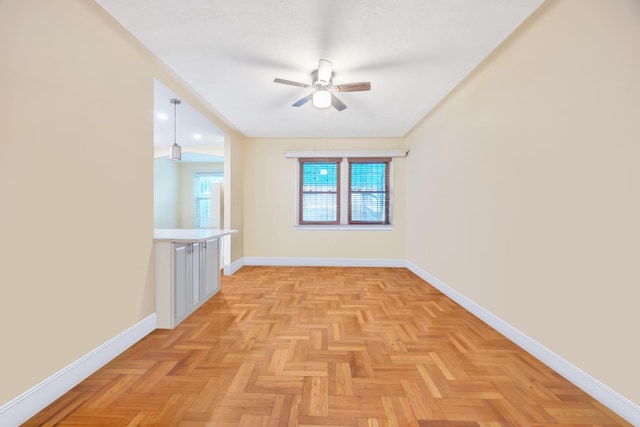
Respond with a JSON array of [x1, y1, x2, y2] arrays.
[[312, 70, 332, 87]]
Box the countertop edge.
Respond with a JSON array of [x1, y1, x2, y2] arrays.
[[153, 229, 238, 242]]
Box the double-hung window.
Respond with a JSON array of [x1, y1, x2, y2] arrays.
[[298, 157, 391, 226], [299, 159, 341, 224], [348, 158, 390, 225], [194, 172, 224, 228]]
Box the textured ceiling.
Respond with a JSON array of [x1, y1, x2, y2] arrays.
[[97, 0, 543, 139]]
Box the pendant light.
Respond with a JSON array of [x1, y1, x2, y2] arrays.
[[169, 98, 182, 160]]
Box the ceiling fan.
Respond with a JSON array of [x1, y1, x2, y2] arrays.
[[274, 59, 371, 112]]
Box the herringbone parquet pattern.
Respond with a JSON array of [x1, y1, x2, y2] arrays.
[[24, 266, 630, 426]]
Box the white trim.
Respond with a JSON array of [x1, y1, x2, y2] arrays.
[[243, 257, 406, 268], [295, 225, 394, 231], [284, 149, 408, 158], [224, 257, 245, 275], [404, 261, 640, 426], [0, 314, 156, 427], [339, 159, 349, 224]]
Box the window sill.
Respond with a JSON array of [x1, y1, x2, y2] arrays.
[[295, 225, 394, 231]]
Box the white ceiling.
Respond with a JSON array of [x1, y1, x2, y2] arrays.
[[97, 0, 543, 139], [153, 80, 225, 150]]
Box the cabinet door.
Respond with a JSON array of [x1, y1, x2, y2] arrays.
[[191, 242, 201, 308], [173, 243, 188, 323], [210, 239, 220, 294], [201, 238, 220, 298]]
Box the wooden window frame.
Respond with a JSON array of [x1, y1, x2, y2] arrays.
[[348, 158, 391, 225], [298, 158, 342, 225]]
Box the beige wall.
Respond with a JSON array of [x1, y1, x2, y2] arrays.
[[0, 0, 244, 406], [405, 0, 640, 405], [226, 135, 245, 264], [243, 138, 406, 260], [154, 158, 179, 228]]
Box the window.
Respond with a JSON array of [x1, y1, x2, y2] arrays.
[[299, 159, 341, 224], [194, 172, 223, 228], [349, 159, 390, 224], [298, 157, 391, 226]]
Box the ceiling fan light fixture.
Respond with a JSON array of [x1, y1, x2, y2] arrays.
[[317, 59, 333, 83], [312, 90, 331, 109], [169, 98, 182, 160], [274, 59, 370, 111]]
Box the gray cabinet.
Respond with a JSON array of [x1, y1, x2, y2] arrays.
[[172, 241, 202, 326], [201, 238, 220, 299], [155, 237, 219, 329]]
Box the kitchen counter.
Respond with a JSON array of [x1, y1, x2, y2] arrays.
[[154, 228, 237, 242]]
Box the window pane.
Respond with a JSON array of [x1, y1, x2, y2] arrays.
[[196, 177, 206, 197], [350, 161, 389, 224], [302, 162, 338, 192], [301, 161, 339, 223], [350, 163, 386, 191], [350, 193, 386, 222], [196, 198, 211, 228], [302, 194, 337, 222]]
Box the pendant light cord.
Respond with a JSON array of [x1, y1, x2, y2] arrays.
[[171, 98, 181, 146]]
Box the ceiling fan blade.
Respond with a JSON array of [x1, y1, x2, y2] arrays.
[[292, 93, 313, 107], [336, 82, 371, 92], [317, 59, 333, 82], [331, 94, 347, 112], [274, 78, 311, 88]]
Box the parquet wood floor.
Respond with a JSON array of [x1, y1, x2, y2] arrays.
[[24, 266, 630, 426]]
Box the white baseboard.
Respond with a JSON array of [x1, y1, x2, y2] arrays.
[[242, 256, 406, 268], [0, 313, 156, 427], [405, 261, 640, 426], [225, 257, 406, 273], [224, 258, 245, 276]]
